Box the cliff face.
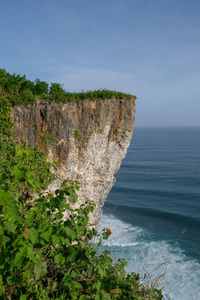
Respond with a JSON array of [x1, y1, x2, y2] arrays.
[[11, 98, 136, 224]]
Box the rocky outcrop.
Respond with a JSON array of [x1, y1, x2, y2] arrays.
[[11, 98, 136, 224]]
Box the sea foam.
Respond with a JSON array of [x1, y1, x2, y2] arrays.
[[98, 213, 200, 300]]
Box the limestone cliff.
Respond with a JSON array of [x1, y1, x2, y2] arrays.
[[11, 98, 136, 224]]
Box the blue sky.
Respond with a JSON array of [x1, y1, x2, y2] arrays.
[[1, 0, 200, 127]]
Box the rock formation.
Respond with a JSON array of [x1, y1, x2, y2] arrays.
[[11, 97, 136, 224]]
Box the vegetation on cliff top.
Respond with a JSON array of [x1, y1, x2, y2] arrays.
[[0, 69, 136, 106]]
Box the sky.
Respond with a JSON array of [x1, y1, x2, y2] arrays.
[[1, 0, 200, 127]]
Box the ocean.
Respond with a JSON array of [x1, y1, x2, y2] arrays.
[[99, 127, 200, 300]]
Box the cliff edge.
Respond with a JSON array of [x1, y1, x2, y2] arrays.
[[12, 97, 136, 224]]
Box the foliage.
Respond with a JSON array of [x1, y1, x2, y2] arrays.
[[74, 130, 83, 142], [48, 82, 67, 102], [0, 138, 55, 197], [0, 98, 13, 136], [41, 133, 56, 146], [0, 98, 55, 197], [0, 174, 163, 299], [35, 79, 49, 97], [0, 69, 136, 107]]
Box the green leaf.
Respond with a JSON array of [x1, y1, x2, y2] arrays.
[[41, 230, 51, 242], [20, 295, 27, 300], [54, 253, 65, 265], [98, 265, 106, 277], [68, 188, 77, 204], [62, 237, 70, 246], [26, 244, 35, 261], [3, 220, 16, 233], [64, 227, 76, 240], [0, 189, 18, 220], [95, 281, 101, 292], [13, 252, 24, 270], [73, 282, 82, 291], [28, 227, 38, 245], [10, 165, 25, 181], [26, 173, 34, 188], [7, 276, 14, 286], [15, 149, 23, 157], [52, 235, 61, 249], [79, 295, 87, 300], [23, 270, 34, 281], [102, 232, 109, 240], [34, 261, 47, 279]]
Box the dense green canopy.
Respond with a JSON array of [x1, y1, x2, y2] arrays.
[[0, 69, 136, 106]]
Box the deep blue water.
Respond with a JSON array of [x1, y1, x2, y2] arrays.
[[99, 127, 200, 300]]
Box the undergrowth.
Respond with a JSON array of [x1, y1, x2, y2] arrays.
[[0, 175, 163, 299]]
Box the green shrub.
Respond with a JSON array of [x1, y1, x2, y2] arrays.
[[41, 133, 56, 146], [19, 88, 35, 105], [0, 69, 136, 107], [74, 130, 83, 142], [0, 139, 55, 197], [20, 79, 36, 94], [0, 98, 13, 136], [0, 175, 162, 299], [0, 100, 55, 196], [35, 79, 49, 97], [48, 82, 67, 102]]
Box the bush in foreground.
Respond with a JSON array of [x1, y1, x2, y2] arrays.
[[0, 174, 162, 299]]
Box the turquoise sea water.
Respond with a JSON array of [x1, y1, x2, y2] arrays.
[[99, 127, 200, 300]]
